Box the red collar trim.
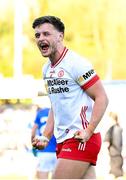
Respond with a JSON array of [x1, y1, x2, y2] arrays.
[[51, 47, 68, 68]]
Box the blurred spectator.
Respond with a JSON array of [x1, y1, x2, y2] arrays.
[[31, 105, 57, 179], [104, 112, 123, 178]]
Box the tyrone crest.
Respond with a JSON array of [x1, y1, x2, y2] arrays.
[[58, 70, 64, 77]]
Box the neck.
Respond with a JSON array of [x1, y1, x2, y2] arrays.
[[50, 45, 65, 65]]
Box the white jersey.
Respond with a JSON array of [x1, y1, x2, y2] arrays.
[[43, 47, 99, 143]]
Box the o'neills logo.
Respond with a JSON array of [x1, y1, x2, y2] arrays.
[[47, 78, 69, 94], [62, 148, 72, 152]]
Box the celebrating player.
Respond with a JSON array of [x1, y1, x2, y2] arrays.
[[32, 15, 109, 179]]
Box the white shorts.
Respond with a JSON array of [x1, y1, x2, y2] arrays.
[[36, 152, 57, 172]]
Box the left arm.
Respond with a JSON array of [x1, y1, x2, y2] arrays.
[[74, 80, 109, 142], [85, 80, 109, 132]]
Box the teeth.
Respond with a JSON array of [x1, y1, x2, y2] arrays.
[[39, 43, 43, 47], [39, 43, 47, 48]]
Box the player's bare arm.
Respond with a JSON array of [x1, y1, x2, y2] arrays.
[[43, 108, 54, 139], [74, 80, 108, 142], [32, 108, 54, 149], [31, 124, 38, 142]]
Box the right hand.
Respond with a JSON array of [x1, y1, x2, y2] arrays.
[[32, 136, 49, 150], [74, 129, 92, 142]]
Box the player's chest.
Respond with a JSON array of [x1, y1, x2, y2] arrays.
[[44, 66, 75, 94], [45, 66, 67, 79]]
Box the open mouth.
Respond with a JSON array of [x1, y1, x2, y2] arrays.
[[39, 42, 49, 51]]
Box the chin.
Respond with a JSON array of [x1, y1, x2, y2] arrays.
[[41, 53, 49, 57]]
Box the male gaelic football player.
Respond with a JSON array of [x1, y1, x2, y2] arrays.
[[32, 15, 108, 179]]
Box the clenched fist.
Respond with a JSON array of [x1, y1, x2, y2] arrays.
[[74, 129, 92, 142], [32, 135, 49, 150]]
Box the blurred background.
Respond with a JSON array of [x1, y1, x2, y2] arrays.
[[0, 0, 126, 179]]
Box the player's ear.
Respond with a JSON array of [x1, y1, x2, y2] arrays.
[[59, 32, 64, 41]]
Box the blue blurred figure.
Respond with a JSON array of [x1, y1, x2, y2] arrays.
[[31, 106, 57, 179]]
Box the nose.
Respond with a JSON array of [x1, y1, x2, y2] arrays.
[[39, 33, 44, 39], [36, 33, 44, 41], [38, 33, 44, 41]]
